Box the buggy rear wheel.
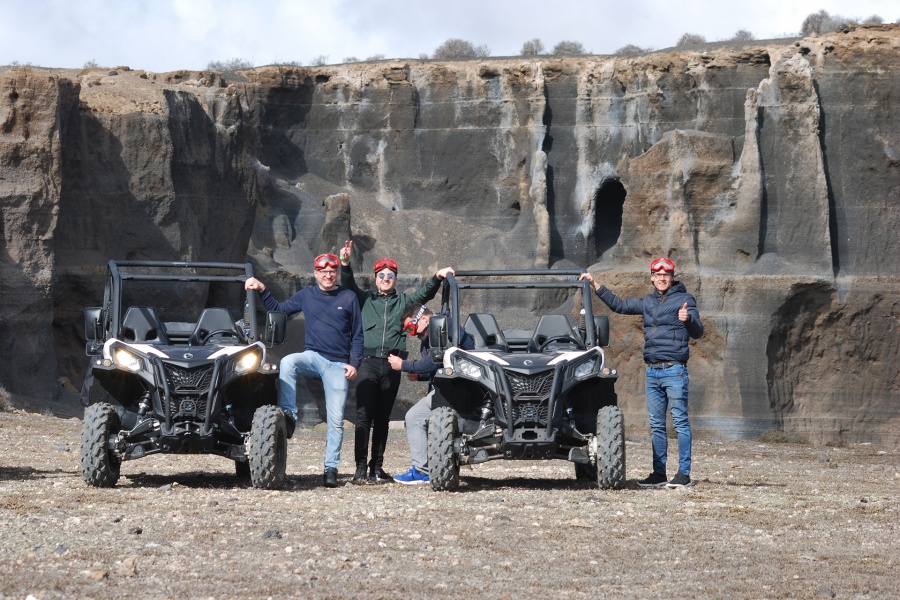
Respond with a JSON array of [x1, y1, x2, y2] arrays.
[[596, 405, 626, 489], [80, 403, 122, 487], [248, 405, 287, 489], [427, 406, 460, 491]]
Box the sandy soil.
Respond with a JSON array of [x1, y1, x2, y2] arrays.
[[0, 409, 897, 599]]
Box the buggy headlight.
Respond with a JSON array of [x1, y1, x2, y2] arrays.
[[456, 357, 484, 380], [234, 348, 262, 374], [114, 348, 144, 372], [573, 358, 597, 379]]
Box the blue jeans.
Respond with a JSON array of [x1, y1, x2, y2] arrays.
[[645, 364, 691, 476], [279, 351, 349, 470]]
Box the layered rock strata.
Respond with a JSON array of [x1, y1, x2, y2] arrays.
[[1, 26, 897, 445]]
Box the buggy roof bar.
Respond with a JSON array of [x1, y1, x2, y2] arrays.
[[451, 269, 589, 289], [454, 269, 585, 277], [109, 260, 254, 284]]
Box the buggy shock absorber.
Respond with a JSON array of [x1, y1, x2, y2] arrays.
[[137, 390, 152, 416]]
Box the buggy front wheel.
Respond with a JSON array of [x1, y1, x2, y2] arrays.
[[247, 405, 287, 489], [427, 406, 460, 491], [80, 403, 122, 487], [596, 405, 626, 489]]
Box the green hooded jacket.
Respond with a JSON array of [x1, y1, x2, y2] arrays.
[[340, 265, 441, 358]]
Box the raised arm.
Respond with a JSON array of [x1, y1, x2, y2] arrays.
[[338, 240, 365, 302]]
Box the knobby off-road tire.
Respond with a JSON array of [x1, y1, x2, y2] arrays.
[[427, 406, 460, 491], [80, 403, 122, 487], [248, 405, 287, 489], [596, 405, 626, 489]]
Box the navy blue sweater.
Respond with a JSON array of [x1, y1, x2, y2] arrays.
[[595, 281, 703, 365], [259, 286, 363, 369]]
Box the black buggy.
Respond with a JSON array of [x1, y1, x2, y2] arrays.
[[81, 260, 288, 489], [425, 269, 626, 491]]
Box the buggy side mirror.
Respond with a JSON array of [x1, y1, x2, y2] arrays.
[[264, 311, 287, 346], [84, 307, 104, 356], [84, 307, 102, 341], [593, 315, 610, 347], [427, 315, 449, 361]]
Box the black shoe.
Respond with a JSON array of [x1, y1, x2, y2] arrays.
[[368, 468, 394, 484], [351, 465, 369, 485], [323, 467, 339, 488], [666, 472, 693, 488], [637, 472, 668, 488], [284, 413, 297, 439]]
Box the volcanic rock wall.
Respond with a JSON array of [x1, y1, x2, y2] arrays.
[[1, 26, 897, 445]]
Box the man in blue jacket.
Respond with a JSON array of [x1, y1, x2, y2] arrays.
[[387, 304, 475, 485], [580, 257, 703, 488], [245, 253, 363, 488]]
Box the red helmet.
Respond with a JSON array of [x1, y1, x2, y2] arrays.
[[650, 257, 675, 274], [374, 258, 398, 274]]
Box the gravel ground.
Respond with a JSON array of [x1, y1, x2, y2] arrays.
[[0, 409, 898, 599]]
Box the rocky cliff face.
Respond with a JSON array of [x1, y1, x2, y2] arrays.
[[1, 26, 897, 446]]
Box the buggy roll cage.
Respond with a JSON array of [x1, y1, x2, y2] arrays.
[[98, 260, 260, 343], [438, 269, 596, 349]]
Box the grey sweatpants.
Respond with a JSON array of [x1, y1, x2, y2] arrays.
[[405, 390, 434, 472]]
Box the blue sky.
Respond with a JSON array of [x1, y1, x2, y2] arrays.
[[2, 0, 897, 71]]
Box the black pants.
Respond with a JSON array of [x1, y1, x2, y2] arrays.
[[354, 357, 402, 470]]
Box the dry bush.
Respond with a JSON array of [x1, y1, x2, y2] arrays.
[[0, 386, 11, 412], [207, 58, 254, 71], [615, 44, 652, 56], [676, 33, 707, 48], [433, 39, 490, 60], [520, 38, 545, 56], [551, 40, 585, 56]]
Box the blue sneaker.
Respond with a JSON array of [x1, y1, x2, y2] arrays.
[[393, 466, 429, 485]]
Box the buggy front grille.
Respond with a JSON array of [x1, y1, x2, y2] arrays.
[[164, 364, 214, 419], [504, 370, 554, 426]]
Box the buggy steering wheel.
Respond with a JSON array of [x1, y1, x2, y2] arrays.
[[199, 329, 243, 345], [539, 335, 584, 352]]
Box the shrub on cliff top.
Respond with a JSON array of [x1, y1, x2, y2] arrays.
[[433, 39, 490, 60], [730, 29, 755, 41], [551, 40, 586, 56], [676, 33, 707, 48], [615, 44, 652, 56], [520, 38, 546, 56], [207, 58, 254, 71]]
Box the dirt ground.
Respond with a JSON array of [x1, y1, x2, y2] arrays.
[[0, 409, 897, 600]]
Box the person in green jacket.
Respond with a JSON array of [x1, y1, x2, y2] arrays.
[[339, 240, 456, 484]]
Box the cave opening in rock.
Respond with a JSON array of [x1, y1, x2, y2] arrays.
[[594, 178, 626, 258]]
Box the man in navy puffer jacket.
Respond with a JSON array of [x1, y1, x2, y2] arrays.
[[581, 257, 703, 488]]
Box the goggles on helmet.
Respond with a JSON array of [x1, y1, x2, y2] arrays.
[[374, 258, 398, 274], [403, 305, 428, 336], [649, 257, 675, 274], [314, 254, 340, 270]]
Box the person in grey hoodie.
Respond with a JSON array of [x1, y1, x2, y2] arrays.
[[580, 257, 703, 488]]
